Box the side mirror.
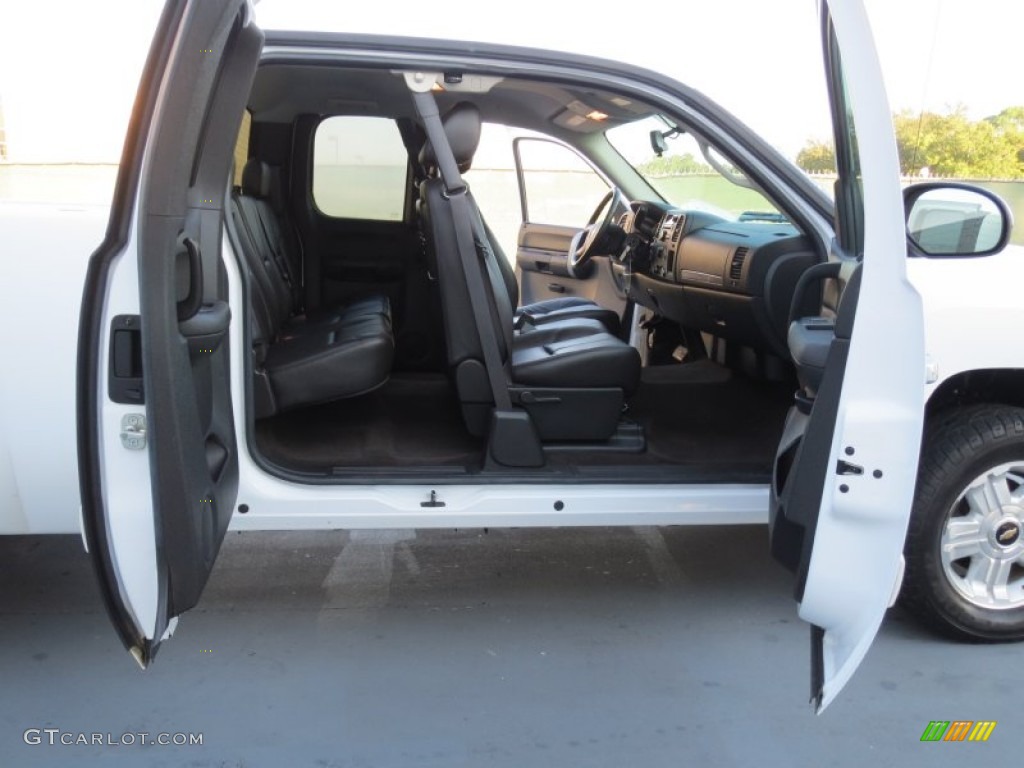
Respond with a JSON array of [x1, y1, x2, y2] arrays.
[[904, 182, 1013, 257], [649, 130, 668, 157]]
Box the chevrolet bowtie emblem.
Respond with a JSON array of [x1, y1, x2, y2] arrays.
[[995, 522, 1020, 546]]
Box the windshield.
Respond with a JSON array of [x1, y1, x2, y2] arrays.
[[607, 116, 789, 225]]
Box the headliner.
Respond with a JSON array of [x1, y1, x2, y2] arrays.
[[247, 63, 656, 138]]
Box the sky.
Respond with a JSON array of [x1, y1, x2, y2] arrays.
[[0, 0, 1020, 163]]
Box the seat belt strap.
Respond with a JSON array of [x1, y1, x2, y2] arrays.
[[253, 208, 297, 294], [411, 89, 513, 412]]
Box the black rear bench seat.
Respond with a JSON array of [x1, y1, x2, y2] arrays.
[[231, 159, 394, 416]]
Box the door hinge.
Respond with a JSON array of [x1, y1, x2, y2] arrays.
[[119, 413, 147, 450]]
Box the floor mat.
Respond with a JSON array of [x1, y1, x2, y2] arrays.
[[627, 361, 792, 469], [255, 374, 483, 470], [541, 361, 792, 476], [255, 363, 792, 478]]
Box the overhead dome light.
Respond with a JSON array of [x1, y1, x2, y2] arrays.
[[586, 110, 609, 121]]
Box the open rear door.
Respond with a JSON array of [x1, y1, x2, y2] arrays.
[[77, 0, 262, 666], [769, 0, 925, 711]]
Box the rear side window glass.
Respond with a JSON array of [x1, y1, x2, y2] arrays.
[[313, 116, 408, 221]]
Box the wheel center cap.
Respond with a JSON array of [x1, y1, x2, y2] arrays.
[[994, 520, 1021, 548]]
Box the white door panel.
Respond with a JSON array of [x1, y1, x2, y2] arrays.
[[96, 216, 161, 647], [80, 0, 260, 666], [770, 0, 925, 712]]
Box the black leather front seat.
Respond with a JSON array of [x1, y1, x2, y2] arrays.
[[419, 102, 640, 442]]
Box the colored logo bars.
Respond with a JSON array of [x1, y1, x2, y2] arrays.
[[920, 721, 996, 742]]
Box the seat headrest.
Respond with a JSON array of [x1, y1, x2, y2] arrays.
[[418, 102, 482, 174], [241, 158, 271, 198]]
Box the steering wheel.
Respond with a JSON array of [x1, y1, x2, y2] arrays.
[[568, 187, 627, 274]]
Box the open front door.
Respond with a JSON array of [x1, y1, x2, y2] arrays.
[[77, 0, 262, 666], [511, 137, 630, 318], [769, 0, 925, 711]]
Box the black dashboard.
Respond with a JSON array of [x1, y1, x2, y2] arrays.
[[622, 201, 820, 357]]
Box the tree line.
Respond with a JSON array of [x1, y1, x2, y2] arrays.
[[638, 153, 713, 176], [797, 106, 1024, 179]]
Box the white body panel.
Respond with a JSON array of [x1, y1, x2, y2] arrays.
[[229, 483, 771, 530], [0, 203, 106, 534], [910, 244, 1024, 400]]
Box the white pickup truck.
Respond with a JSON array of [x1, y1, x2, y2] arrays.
[[0, 0, 1020, 711]]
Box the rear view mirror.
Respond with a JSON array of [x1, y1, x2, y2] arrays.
[[904, 182, 1013, 257], [649, 130, 668, 157]]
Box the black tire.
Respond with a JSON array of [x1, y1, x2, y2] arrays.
[[901, 404, 1024, 642]]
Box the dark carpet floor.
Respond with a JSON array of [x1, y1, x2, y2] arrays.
[[627, 360, 793, 468], [255, 374, 483, 470], [254, 363, 793, 478]]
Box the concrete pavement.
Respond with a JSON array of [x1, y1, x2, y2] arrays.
[[1, 526, 1020, 767]]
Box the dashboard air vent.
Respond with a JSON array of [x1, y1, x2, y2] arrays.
[[728, 247, 749, 281], [671, 214, 685, 243]]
